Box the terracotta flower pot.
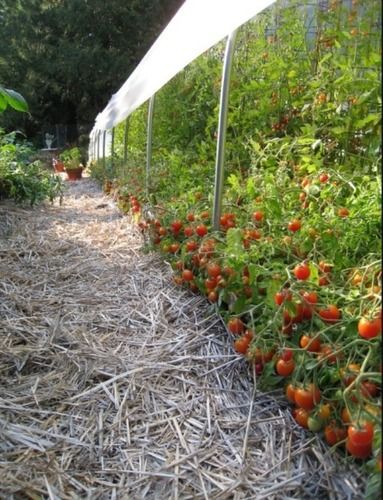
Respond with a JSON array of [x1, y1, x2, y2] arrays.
[[66, 167, 83, 181], [53, 160, 65, 173]]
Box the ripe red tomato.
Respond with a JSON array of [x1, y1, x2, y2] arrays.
[[299, 334, 321, 352], [234, 336, 250, 354], [302, 291, 318, 305], [184, 226, 194, 237], [286, 383, 296, 403], [169, 243, 180, 254], [207, 262, 221, 278], [318, 304, 341, 322], [295, 384, 321, 410], [358, 316, 381, 339], [293, 407, 309, 428], [227, 317, 245, 335], [171, 220, 183, 233], [205, 277, 217, 290], [182, 269, 194, 282], [348, 422, 374, 446], [187, 213, 195, 222], [196, 224, 208, 237], [294, 262, 310, 280], [319, 173, 329, 183], [324, 423, 347, 446], [318, 275, 330, 286], [199, 210, 210, 219], [288, 219, 301, 232], [281, 348, 293, 362], [274, 289, 292, 306], [338, 207, 349, 217], [186, 240, 198, 252], [252, 211, 264, 222], [361, 380, 379, 398], [346, 438, 372, 459], [276, 358, 295, 376]]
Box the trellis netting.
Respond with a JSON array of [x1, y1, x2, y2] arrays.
[[88, 0, 275, 159]]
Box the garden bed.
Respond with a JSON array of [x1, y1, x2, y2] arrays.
[[0, 178, 367, 498]]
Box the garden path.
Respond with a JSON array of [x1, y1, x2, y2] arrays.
[[0, 177, 364, 499]]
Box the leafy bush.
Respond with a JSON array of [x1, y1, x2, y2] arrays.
[[0, 129, 63, 205]]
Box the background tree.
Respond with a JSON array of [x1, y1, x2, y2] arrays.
[[0, 0, 183, 145]]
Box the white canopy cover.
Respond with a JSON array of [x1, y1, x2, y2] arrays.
[[91, 0, 275, 134]]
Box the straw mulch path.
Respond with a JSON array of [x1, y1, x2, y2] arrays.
[[0, 176, 365, 499]]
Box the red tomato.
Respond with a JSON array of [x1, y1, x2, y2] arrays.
[[299, 334, 321, 352], [186, 213, 195, 222], [319, 173, 329, 183], [186, 240, 198, 252], [169, 243, 180, 254], [294, 262, 310, 280], [318, 304, 341, 322], [319, 275, 330, 286], [207, 263, 221, 278], [288, 219, 301, 232], [182, 269, 194, 282], [348, 422, 374, 446], [252, 211, 264, 222], [281, 348, 293, 362], [205, 277, 217, 290], [286, 383, 296, 403], [171, 220, 183, 233], [276, 358, 295, 376], [361, 380, 379, 398], [184, 226, 194, 237], [196, 224, 208, 237], [293, 407, 309, 428], [338, 207, 349, 217], [302, 291, 318, 305], [324, 423, 347, 446], [346, 438, 372, 459], [274, 289, 292, 306], [295, 384, 321, 411], [227, 318, 245, 335], [358, 316, 382, 339], [234, 336, 250, 354]]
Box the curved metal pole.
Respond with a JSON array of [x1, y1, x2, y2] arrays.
[[111, 127, 115, 169], [212, 30, 237, 231], [102, 130, 106, 170], [124, 117, 129, 163], [97, 131, 100, 161], [146, 95, 155, 196]]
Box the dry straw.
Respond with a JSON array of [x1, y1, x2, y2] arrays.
[[0, 176, 365, 499]]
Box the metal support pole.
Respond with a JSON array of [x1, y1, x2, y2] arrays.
[[111, 128, 115, 170], [146, 95, 155, 196], [212, 30, 237, 231], [123, 118, 129, 163], [102, 130, 106, 170], [97, 132, 100, 161]]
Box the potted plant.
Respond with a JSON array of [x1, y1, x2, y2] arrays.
[[59, 147, 84, 180], [52, 157, 65, 172]]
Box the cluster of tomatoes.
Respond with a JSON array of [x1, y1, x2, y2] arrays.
[[108, 166, 381, 468]]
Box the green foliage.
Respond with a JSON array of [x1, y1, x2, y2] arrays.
[[0, 85, 28, 113], [0, 0, 184, 139], [59, 146, 83, 169], [0, 130, 63, 205]]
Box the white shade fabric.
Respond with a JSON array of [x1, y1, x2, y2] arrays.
[[91, 0, 275, 133]]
